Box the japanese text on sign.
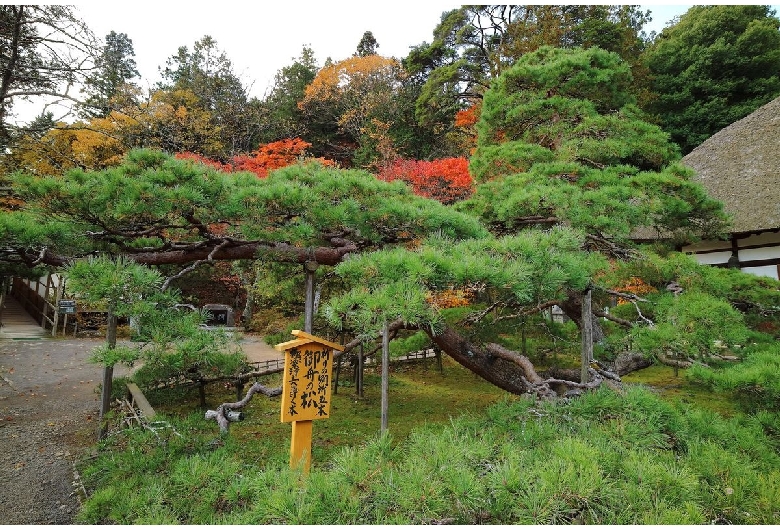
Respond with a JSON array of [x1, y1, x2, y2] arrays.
[[280, 344, 333, 422]]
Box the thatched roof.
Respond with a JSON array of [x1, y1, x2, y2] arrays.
[[681, 95, 780, 234]]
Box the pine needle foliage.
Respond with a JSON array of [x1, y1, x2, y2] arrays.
[[76, 385, 780, 524]]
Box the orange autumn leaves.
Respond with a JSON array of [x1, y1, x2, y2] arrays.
[[377, 157, 473, 204], [232, 138, 334, 178], [176, 138, 333, 179], [615, 276, 657, 304], [425, 287, 474, 309]]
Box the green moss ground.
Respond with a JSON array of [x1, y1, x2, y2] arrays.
[[144, 356, 512, 466], [622, 364, 738, 416]]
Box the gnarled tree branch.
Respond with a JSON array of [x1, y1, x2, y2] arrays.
[[205, 381, 282, 433]]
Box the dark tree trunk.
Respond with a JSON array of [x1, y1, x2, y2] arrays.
[[334, 352, 342, 395], [198, 380, 206, 408], [98, 304, 117, 440], [423, 325, 620, 399], [13, 240, 359, 270], [356, 344, 364, 397], [425, 326, 545, 396]]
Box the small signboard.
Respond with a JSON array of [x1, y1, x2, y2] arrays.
[[58, 300, 76, 314], [277, 331, 342, 422], [275, 330, 343, 473]]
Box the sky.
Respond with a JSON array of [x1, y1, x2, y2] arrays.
[[72, 2, 694, 97], [75, 1, 462, 98], [9, 3, 737, 123]]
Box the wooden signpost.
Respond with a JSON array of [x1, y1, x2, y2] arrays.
[[275, 330, 343, 474]]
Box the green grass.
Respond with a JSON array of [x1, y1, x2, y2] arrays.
[[76, 357, 780, 524], [143, 356, 510, 465]]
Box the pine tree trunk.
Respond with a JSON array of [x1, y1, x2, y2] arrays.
[[425, 326, 540, 395], [559, 291, 605, 344], [98, 303, 117, 440]]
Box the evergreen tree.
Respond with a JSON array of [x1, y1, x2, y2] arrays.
[[256, 46, 319, 144], [642, 5, 780, 153], [80, 31, 140, 119], [0, 48, 761, 400], [158, 36, 256, 156], [355, 31, 379, 57]]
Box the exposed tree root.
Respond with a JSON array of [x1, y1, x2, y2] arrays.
[[205, 382, 281, 433], [607, 351, 653, 375], [204, 319, 657, 435], [428, 326, 622, 400]]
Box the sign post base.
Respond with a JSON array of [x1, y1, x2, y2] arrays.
[[290, 419, 313, 474]]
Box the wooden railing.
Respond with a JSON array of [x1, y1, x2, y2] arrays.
[[12, 277, 50, 326], [245, 358, 285, 374], [10, 275, 61, 334]]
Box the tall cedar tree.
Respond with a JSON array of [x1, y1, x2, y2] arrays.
[[642, 5, 780, 153], [79, 31, 140, 119]]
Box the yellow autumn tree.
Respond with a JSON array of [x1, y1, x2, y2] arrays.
[[5, 116, 127, 176], [3, 85, 225, 177], [127, 89, 224, 158], [298, 55, 406, 168]]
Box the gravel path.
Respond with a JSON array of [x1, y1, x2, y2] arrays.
[[0, 338, 105, 524], [0, 334, 283, 524]]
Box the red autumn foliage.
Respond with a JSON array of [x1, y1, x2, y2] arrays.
[[454, 104, 480, 129], [454, 101, 481, 154], [377, 157, 473, 204], [176, 138, 335, 179], [233, 138, 314, 178]]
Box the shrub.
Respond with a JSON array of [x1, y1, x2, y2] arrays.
[[77, 384, 780, 524], [688, 343, 780, 411], [631, 292, 748, 360]]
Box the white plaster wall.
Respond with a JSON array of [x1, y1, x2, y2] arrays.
[[739, 245, 780, 262], [692, 251, 732, 265], [741, 265, 779, 280]]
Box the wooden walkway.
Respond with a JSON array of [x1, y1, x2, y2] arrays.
[[0, 295, 48, 340]]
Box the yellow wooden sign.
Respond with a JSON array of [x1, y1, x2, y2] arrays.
[[275, 330, 343, 473]]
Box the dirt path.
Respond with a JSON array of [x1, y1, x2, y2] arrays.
[[0, 334, 284, 524], [0, 338, 104, 524]]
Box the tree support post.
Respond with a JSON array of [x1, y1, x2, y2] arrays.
[[98, 303, 117, 440], [334, 352, 342, 395], [99, 364, 114, 439], [581, 288, 593, 384], [357, 343, 364, 397], [381, 322, 389, 433], [304, 261, 318, 333]]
